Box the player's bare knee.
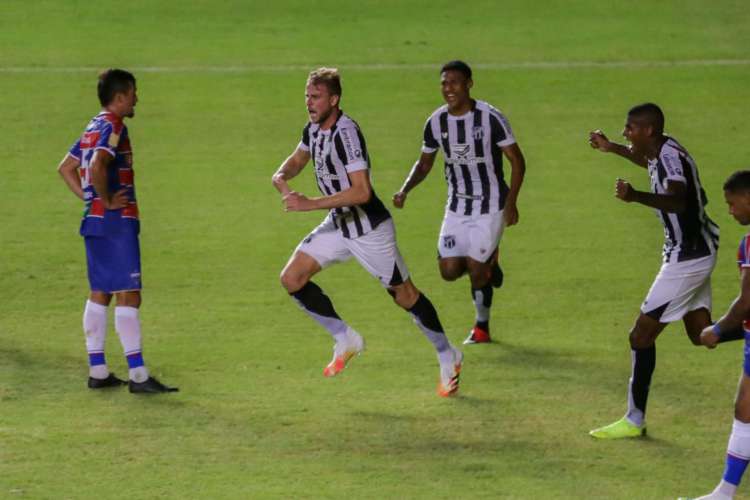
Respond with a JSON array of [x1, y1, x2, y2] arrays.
[[280, 269, 303, 293]]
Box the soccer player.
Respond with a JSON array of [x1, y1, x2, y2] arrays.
[[272, 67, 463, 397], [587, 103, 730, 439], [392, 60, 526, 345], [57, 69, 177, 394], [683, 170, 750, 500]]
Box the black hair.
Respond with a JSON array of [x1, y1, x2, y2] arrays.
[[97, 69, 136, 106], [724, 170, 750, 193], [628, 103, 665, 134], [440, 60, 472, 80]]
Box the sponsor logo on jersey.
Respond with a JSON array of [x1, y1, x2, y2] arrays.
[[452, 144, 472, 160]]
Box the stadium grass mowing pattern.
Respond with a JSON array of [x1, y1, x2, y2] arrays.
[[2, 1, 750, 498]]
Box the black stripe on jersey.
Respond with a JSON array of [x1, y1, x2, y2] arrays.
[[439, 112, 451, 158], [456, 119, 466, 143], [460, 164, 474, 216], [489, 111, 508, 144], [446, 164, 459, 212], [473, 109, 484, 157], [478, 162, 491, 214], [333, 132, 347, 166], [676, 155, 711, 261], [351, 206, 365, 237]]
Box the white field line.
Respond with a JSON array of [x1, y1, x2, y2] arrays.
[[1, 59, 749, 73]]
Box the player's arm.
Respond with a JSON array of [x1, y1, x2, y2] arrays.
[[57, 154, 85, 200], [501, 143, 526, 226], [702, 268, 750, 348], [272, 146, 310, 196], [90, 150, 129, 209], [284, 169, 372, 212], [614, 178, 687, 213], [392, 151, 437, 208], [589, 130, 647, 168]]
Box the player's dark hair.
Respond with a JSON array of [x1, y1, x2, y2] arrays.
[[307, 67, 342, 97], [723, 170, 750, 193], [628, 103, 665, 134], [98, 69, 136, 107], [441, 60, 472, 80]]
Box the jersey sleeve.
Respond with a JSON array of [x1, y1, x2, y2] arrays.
[[659, 149, 687, 184], [738, 236, 750, 268], [69, 138, 82, 160], [94, 121, 119, 157], [422, 116, 439, 153], [489, 111, 516, 148], [298, 123, 311, 152], [334, 125, 367, 172]]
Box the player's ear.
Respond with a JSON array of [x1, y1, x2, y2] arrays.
[[330, 94, 340, 107], [467, 78, 473, 90]]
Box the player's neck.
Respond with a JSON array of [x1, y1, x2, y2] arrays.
[[447, 98, 473, 117], [102, 106, 125, 120], [644, 135, 667, 159], [318, 108, 341, 131]]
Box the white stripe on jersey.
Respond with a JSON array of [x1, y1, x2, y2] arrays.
[[422, 100, 515, 217]]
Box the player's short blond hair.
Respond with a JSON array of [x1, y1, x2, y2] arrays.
[[307, 67, 342, 97]]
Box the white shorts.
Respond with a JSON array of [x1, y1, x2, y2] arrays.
[[295, 216, 409, 288], [438, 210, 505, 262], [641, 254, 716, 323]]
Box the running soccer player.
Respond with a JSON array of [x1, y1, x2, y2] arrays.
[[683, 170, 750, 500], [392, 60, 526, 345], [587, 103, 736, 439], [57, 69, 177, 394], [272, 67, 462, 397]]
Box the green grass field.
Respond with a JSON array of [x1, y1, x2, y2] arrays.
[[2, 1, 750, 498]]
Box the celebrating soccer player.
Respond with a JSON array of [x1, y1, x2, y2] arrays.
[[57, 69, 177, 393], [272, 67, 463, 397], [587, 103, 735, 439], [392, 60, 526, 345]]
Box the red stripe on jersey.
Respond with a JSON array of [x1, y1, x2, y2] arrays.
[[118, 168, 134, 185], [80, 131, 101, 149], [119, 136, 131, 153], [122, 203, 139, 218], [90, 198, 105, 217]]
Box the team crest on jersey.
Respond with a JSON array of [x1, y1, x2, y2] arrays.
[[473, 126, 484, 140], [443, 235, 456, 249]]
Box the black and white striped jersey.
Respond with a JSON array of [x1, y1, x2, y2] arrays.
[[422, 100, 516, 217], [648, 136, 719, 263], [298, 111, 390, 239]]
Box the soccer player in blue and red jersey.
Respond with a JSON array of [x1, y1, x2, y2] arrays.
[[686, 171, 750, 500], [57, 69, 177, 393]]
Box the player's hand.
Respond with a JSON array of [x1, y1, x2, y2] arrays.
[[700, 325, 720, 349], [589, 130, 612, 152], [105, 188, 130, 210], [503, 201, 519, 226], [392, 191, 407, 209], [283, 191, 312, 211], [615, 178, 636, 202]]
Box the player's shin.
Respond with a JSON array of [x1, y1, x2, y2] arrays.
[[114, 306, 149, 383], [626, 345, 656, 427], [290, 281, 349, 343], [471, 284, 493, 331], [408, 293, 451, 355], [84, 300, 109, 379], [714, 419, 750, 497]]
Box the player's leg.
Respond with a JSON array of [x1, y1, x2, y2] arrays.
[[463, 212, 504, 345], [105, 231, 177, 393], [82, 236, 125, 388], [389, 277, 463, 397], [689, 371, 750, 500], [282, 221, 361, 377], [437, 211, 468, 282], [684, 278, 743, 347], [590, 312, 666, 439]]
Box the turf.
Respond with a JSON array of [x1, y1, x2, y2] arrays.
[[2, 1, 750, 498]]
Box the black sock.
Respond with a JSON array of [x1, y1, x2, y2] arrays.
[[408, 294, 445, 333], [628, 345, 656, 423], [290, 281, 341, 319]]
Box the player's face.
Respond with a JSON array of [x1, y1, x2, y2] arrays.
[[441, 70, 472, 112], [622, 117, 650, 152], [305, 83, 338, 125], [118, 85, 138, 118], [725, 190, 750, 225]]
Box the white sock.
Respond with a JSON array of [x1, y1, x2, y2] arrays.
[[83, 300, 109, 379], [115, 306, 149, 383]]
